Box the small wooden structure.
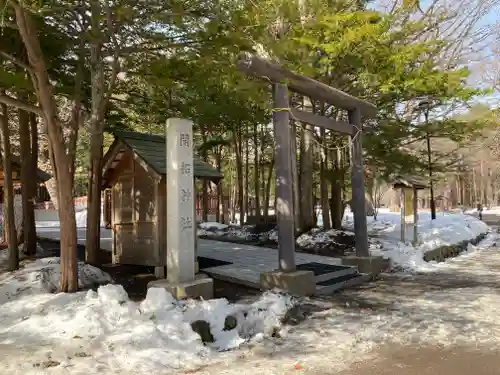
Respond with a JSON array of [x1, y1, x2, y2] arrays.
[[101, 130, 222, 267], [0, 155, 50, 199], [392, 176, 427, 245], [237, 53, 377, 272]]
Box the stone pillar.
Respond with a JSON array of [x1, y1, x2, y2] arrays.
[[148, 118, 213, 300], [166, 118, 196, 284]]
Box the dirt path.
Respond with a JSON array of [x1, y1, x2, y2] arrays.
[[338, 345, 500, 375]]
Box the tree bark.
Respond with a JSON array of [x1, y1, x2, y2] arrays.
[[200, 127, 209, 222], [0, 101, 18, 271], [253, 123, 261, 219], [330, 146, 344, 229], [19, 108, 37, 255], [232, 129, 244, 224], [244, 126, 250, 217], [291, 122, 301, 233], [299, 123, 315, 230], [86, 0, 119, 265], [13, 4, 78, 291], [319, 128, 331, 229], [85, 131, 103, 265], [214, 150, 224, 223], [263, 156, 275, 219]]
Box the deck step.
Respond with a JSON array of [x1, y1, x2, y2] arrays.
[[313, 267, 357, 283], [296, 262, 357, 283], [314, 272, 372, 295]]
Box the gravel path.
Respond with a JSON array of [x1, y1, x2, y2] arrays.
[[191, 231, 500, 375]]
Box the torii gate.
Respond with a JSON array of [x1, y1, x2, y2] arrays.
[[237, 53, 378, 289]]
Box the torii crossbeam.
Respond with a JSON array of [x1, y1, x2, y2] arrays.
[[237, 52, 377, 273]]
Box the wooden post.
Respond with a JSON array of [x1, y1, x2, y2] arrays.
[[413, 186, 418, 245], [290, 122, 300, 233], [273, 83, 296, 272], [348, 108, 369, 257], [400, 188, 406, 243]]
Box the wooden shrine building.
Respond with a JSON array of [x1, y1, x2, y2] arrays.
[[101, 130, 222, 267], [0, 155, 51, 200]]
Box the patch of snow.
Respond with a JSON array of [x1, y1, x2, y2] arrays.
[[199, 222, 229, 231], [342, 211, 490, 272], [0, 242, 46, 264], [0, 279, 295, 374], [0, 257, 112, 303]]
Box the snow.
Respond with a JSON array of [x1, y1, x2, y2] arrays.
[[0, 212, 497, 374], [0, 267, 296, 375], [342, 211, 488, 250], [199, 222, 229, 231], [342, 211, 489, 272], [0, 257, 112, 304], [465, 206, 500, 214], [200, 211, 489, 273], [0, 242, 46, 264]]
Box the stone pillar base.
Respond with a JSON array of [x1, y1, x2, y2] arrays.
[[341, 255, 385, 275], [260, 270, 315, 296], [148, 274, 213, 300], [154, 262, 199, 279]]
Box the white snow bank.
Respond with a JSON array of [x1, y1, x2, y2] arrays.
[[0, 257, 112, 304], [0, 242, 46, 264], [199, 222, 229, 231], [0, 282, 295, 374], [358, 212, 490, 272]]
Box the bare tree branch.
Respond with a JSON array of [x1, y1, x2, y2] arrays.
[[0, 93, 43, 116]]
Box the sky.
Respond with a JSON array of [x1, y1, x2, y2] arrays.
[[370, 0, 500, 109]]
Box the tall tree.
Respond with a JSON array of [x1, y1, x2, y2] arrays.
[[19, 107, 37, 255], [0, 99, 18, 270], [0, 3, 84, 291]]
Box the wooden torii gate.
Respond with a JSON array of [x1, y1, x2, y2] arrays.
[[237, 52, 377, 273]]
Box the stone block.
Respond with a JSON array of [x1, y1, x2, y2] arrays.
[[148, 274, 213, 300], [341, 255, 385, 275], [260, 270, 315, 296]]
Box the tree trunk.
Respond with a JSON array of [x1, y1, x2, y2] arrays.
[[19, 108, 37, 255], [214, 150, 225, 223], [291, 122, 301, 233], [232, 130, 244, 224], [58, 169, 78, 292], [30, 113, 38, 174], [330, 146, 344, 229], [0, 101, 18, 270], [85, 131, 103, 265], [263, 156, 275, 219], [12, 3, 78, 291], [45, 177, 59, 209], [253, 123, 261, 219], [244, 127, 250, 217], [319, 128, 331, 229], [200, 126, 209, 222], [300, 123, 315, 230]]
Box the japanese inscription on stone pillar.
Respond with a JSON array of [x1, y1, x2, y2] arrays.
[[166, 118, 195, 284]]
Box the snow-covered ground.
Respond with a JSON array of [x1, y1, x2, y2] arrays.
[[200, 210, 490, 273], [465, 205, 500, 215], [1, 233, 499, 374], [0, 255, 297, 374], [34, 207, 104, 228]]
